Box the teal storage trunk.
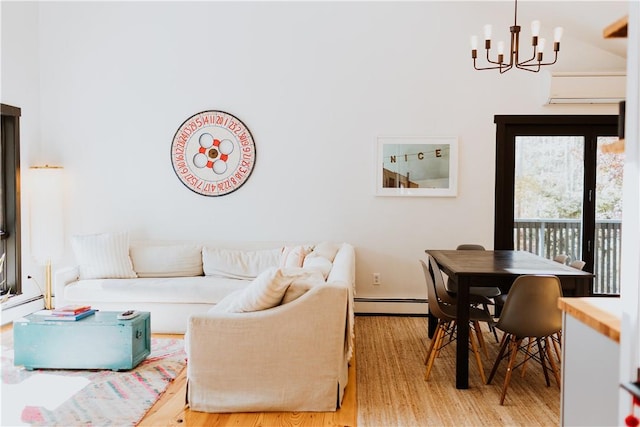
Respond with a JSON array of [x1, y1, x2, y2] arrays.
[[13, 311, 151, 371]]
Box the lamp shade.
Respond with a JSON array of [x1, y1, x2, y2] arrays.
[[29, 166, 64, 264]]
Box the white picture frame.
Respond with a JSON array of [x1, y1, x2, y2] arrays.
[[376, 136, 458, 197]]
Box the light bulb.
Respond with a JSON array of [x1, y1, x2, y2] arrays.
[[497, 41, 505, 55], [484, 24, 492, 40], [554, 27, 564, 42], [531, 20, 541, 36], [470, 35, 478, 50], [539, 38, 546, 53]]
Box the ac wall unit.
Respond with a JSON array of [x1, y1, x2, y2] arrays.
[[543, 71, 626, 104]]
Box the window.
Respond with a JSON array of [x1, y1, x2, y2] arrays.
[[494, 115, 620, 295], [1, 104, 23, 297]]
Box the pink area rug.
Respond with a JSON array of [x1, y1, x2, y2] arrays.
[[1, 331, 186, 426]]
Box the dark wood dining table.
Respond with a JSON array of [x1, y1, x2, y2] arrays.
[[425, 249, 594, 389]]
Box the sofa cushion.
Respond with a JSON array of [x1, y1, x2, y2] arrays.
[[302, 256, 333, 279], [307, 241, 341, 262], [281, 270, 326, 304], [279, 245, 310, 268], [64, 276, 249, 304], [130, 244, 203, 277], [202, 247, 281, 279], [209, 267, 295, 313], [71, 232, 137, 280]]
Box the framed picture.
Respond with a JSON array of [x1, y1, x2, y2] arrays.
[[376, 136, 458, 197]]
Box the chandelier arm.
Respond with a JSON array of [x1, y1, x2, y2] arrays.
[[484, 48, 515, 67], [515, 63, 541, 72], [516, 48, 539, 66], [473, 61, 508, 71], [484, 50, 503, 65], [518, 51, 559, 69], [537, 52, 559, 66], [500, 63, 514, 74]]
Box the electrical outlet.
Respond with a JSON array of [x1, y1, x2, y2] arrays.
[[373, 273, 381, 285]]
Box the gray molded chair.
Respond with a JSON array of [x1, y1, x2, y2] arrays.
[[486, 275, 563, 405], [553, 254, 571, 264], [427, 255, 493, 359], [448, 244, 501, 341], [569, 259, 586, 270], [420, 257, 493, 384], [447, 244, 502, 301]]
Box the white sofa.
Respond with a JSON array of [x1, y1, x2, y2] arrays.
[[55, 234, 355, 334], [55, 234, 356, 411]]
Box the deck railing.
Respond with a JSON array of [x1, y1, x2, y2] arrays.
[[514, 218, 622, 295]]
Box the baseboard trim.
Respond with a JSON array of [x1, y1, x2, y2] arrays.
[[354, 297, 428, 315]]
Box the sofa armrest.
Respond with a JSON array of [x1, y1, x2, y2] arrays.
[[54, 266, 80, 308], [327, 243, 356, 288], [186, 283, 349, 412], [327, 243, 356, 361]]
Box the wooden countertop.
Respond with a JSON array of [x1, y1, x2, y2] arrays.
[[558, 297, 621, 343]]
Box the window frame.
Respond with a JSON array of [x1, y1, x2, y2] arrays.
[[1, 103, 23, 297]]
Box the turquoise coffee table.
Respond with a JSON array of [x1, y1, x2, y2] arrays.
[[13, 311, 151, 371]]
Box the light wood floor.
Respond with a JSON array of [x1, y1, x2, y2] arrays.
[[141, 316, 559, 426], [4, 317, 560, 426], [355, 316, 560, 426]]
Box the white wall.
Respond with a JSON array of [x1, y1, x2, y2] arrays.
[[1, 1, 627, 311]]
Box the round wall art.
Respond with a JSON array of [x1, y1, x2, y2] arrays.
[[170, 110, 256, 196]]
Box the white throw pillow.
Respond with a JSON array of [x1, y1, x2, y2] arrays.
[[307, 241, 341, 262], [209, 267, 295, 313], [302, 256, 333, 279], [279, 245, 310, 268], [202, 247, 281, 279], [281, 269, 326, 304], [130, 244, 203, 277], [71, 232, 137, 280]]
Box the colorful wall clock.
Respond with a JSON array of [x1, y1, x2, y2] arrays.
[[170, 110, 256, 196]]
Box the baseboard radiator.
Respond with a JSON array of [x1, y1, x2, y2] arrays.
[[354, 297, 428, 316]]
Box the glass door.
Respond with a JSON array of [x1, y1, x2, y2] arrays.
[[514, 136, 585, 262], [594, 136, 624, 294], [494, 115, 620, 295]]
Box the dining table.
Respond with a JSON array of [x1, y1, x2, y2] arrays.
[[425, 249, 595, 389]]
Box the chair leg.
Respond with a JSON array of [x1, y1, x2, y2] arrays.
[[424, 318, 443, 365], [425, 321, 447, 380], [552, 331, 562, 363], [500, 336, 522, 405], [520, 338, 533, 378], [490, 323, 499, 343], [536, 338, 551, 387], [544, 336, 561, 388], [487, 332, 509, 385], [425, 330, 438, 365], [473, 321, 489, 360], [469, 324, 486, 384]]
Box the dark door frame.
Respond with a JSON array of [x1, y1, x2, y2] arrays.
[[494, 115, 618, 278], [1, 103, 23, 296]]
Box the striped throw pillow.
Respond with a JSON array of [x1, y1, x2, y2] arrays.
[[71, 232, 137, 280]]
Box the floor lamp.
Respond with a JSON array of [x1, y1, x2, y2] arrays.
[[30, 165, 64, 310]]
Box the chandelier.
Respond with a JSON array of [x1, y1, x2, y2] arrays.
[[471, 0, 563, 73]]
